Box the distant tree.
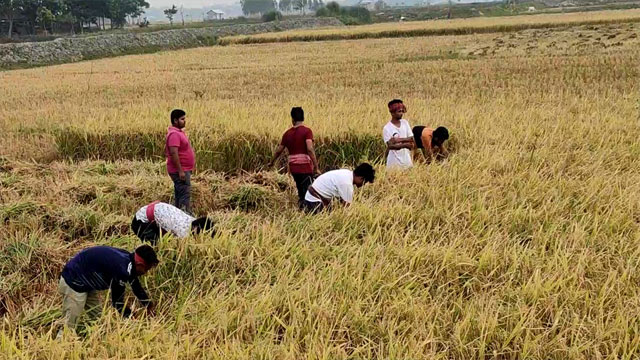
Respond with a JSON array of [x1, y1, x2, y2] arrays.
[[315, 6, 328, 16], [55, 10, 76, 34], [20, 0, 60, 35], [138, 16, 149, 27], [341, 6, 370, 23], [164, 4, 177, 25], [317, 2, 370, 24], [309, 0, 323, 11], [278, 0, 292, 12], [293, 0, 307, 14], [0, 0, 26, 38], [261, 9, 281, 21], [325, 1, 340, 14], [240, 0, 275, 16], [70, 0, 110, 30], [108, 0, 148, 28], [36, 6, 54, 32], [64, 0, 101, 32]]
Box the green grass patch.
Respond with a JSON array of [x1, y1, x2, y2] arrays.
[[52, 128, 385, 173]]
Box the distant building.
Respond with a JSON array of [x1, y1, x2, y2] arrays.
[[206, 10, 225, 21]]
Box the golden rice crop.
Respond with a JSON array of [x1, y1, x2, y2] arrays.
[[1, 12, 640, 359], [220, 9, 640, 44]]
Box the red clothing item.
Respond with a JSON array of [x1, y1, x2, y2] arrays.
[[281, 125, 313, 174], [165, 126, 195, 173]]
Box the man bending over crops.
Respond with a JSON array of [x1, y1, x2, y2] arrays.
[[131, 201, 215, 244], [269, 107, 320, 209], [412, 126, 450, 162], [303, 163, 375, 213], [166, 109, 195, 214], [383, 99, 415, 169], [57, 245, 159, 337]]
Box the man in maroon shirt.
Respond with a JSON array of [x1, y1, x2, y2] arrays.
[[269, 107, 320, 209]]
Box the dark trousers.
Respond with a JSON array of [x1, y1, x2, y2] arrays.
[[131, 216, 161, 245], [302, 200, 324, 214], [291, 173, 314, 209], [169, 171, 191, 214]]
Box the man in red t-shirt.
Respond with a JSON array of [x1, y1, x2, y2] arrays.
[[165, 109, 196, 214], [269, 107, 320, 209]]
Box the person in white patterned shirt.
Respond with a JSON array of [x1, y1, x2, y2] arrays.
[[131, 202, 215, 244]]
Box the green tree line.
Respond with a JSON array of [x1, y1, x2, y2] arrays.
[[0, 0, 149, 38]]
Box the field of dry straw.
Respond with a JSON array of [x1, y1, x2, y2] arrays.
[[1, 10, 640, 359]]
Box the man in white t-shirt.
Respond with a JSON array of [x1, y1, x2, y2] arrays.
[[383, 99, 415, 169], [303, 163, 376, 213], [130, 202, 215, 244]]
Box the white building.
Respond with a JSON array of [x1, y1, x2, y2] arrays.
[[206, 10, 225, 21]]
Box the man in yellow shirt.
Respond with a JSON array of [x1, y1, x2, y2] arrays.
[[412, 126, 449, 162]]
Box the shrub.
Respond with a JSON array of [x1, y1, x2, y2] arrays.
[[315, 7, 331, 17], [315, 2, 371, 24], [341, 6, 372, 24], [326, 1, 341, 14], [316, 1, 340, 17], [195, 34, 218, 46], [262, 10, 283, 22]]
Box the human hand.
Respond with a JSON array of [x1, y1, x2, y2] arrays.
[[179, 171, 186, 181]]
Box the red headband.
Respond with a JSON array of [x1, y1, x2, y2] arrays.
[[134, 253, 147, 268], [389, 103, 406, 112]]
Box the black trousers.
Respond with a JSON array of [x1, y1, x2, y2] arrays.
[[131, 216, 161, 245], [302, 200, 324, 214], [291, 173, 314, 209]]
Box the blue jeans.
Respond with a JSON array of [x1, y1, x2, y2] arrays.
[[169, 171, 191, 214]]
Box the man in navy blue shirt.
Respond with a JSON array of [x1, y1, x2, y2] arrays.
[[57, 245, 159, 335]]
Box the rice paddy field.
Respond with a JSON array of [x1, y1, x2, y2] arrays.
[[2, 9, 640, 359]]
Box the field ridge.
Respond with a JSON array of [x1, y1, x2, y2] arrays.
[[220, 10, 640, 44]]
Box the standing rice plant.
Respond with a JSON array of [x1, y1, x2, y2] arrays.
[[2, 13, 640, 358]]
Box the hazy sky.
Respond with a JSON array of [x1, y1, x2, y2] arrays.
[[148, 0, 238, 7]]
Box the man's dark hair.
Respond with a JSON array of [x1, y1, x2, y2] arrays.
[[291, 107, 304, 122], [388, 99, 403, 108], [434, 126, 449, 141], [192, 217, 216, 237], [135, 245, 159, 266], [354, 163, 375, 184], [170, 109, 186, 124]]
